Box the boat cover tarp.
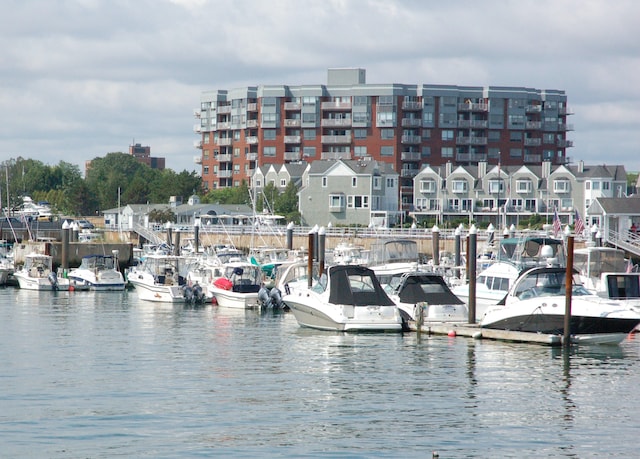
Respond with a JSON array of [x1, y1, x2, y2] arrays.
[[397, 274, 465, 305], [328, 265, 395, 307]]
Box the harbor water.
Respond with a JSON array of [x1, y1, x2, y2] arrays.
[[2, 287, 640, 458]]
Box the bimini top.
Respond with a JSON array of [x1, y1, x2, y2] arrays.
[[394, 272, 465, 306], [327, 265, 395, 307]]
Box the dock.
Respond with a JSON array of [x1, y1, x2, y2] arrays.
[[408, 321, 563, 346]]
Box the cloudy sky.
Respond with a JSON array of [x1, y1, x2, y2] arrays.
[[1, 0, 639, 175]]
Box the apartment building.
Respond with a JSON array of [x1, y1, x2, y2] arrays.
[[194, 68, 573, 213], [413, 160, 626, 228]]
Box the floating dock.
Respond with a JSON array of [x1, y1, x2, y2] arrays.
[[408, 321, 563, 346]]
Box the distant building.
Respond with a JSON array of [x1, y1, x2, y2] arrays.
[[195, 68, 573, 213], [129, 143, 165, 170]]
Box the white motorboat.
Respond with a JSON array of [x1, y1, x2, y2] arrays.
[[283, 264, 403, 332], [0, 242, 14, 285], [480, 266, 640, 345], [67, 253, 126, 291], [385, 271, 469, 324], [127, 254, 189, 303], [329, 241, 370, 266], [368, 239, 422, 287], [451, 235, 565, 318], [13, 252, 70, 291], [207, 260, 262, 309]]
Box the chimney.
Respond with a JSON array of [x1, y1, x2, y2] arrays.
[[578, 160, 584, 173]]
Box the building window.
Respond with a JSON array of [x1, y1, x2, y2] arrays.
[[380, 146, 394, 156], [322, 177, 328, 187], [441, 130, 454, 141], [510, 131, 522, 142], [204, 166, 209, 175], [233, 164, 240, 174], [353, 128, 367, 139], [354, 146, 367, 157], [302, 113, 316, 123], [262, 112, 277, 123], [347, 195, 369, 209], [234, 148, 240, 157], [422, 146, 431, 157], [441, 147, 454, 158], [373, 176, 381, 190], [452, 180, 468, 193], [263, 146, 276, 156], [263, 129, 276, 140], [420, 179, 436, 193], [516, 179, 532, 193], [261, 97, 277, 107], [489, 179, 503, 194], [352, 177, 357, 187], [554, 179, 570, 193], [280, 179, 286, 187], [386, 177, 395, 188], [302, 96, 316, 105], [329, 194, 345, 210], [603, 181, 610, 191], [303, 129, 316, 140], [380, 128, 395, 139], [303, 146, 316, 157]]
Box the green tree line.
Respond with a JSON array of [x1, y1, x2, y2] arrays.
[[0, 153, 301, 223]]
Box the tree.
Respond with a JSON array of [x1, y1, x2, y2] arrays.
[[147, 208, 176, 224]]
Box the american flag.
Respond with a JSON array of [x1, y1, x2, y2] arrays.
[[553, 208, 562, 237], [574, 209, 585, 236]]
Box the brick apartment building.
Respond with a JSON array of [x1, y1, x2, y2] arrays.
[[194, 68, 572, 211]]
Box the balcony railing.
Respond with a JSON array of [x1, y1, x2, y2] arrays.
[[524, 138, 542, 146], [284, 152, 302, 161], [401, 135, 422, 144], [284, 136, 301, 144], [246, 119, 258, 128], [216, 138, 232, 146], [401, 118, 422, 128], [456, 136, 488, 145], [321, 101, 352, 110], [217, 170, 232, 178], [217, 105, 231, 114], [284, 102, 301, 110], [321, 118, 352, 127], [457, 119, 488, 128], [401, 101, 422, 110], [246, 103, 257, 111], [284, 119, 301, 127], [321, 134, 352, 144], [401, 151, 421, 161], [457, 102, 488, 111], [245, 152, 258, 161], [245, 136, 258, 144], [321, 151, 351, 160]]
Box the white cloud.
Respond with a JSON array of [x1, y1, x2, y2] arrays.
[[0, 0, 639, 173]]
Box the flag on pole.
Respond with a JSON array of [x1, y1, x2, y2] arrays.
[[574, 209, 585, 236], [553, 208, 562, 237]]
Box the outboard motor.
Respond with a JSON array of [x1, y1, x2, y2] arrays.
[[192, 283, 205, 304], [48, 272, 59, 290], [269, 287, 283, 309], [182, 284, 194, 303], [258, 286, 271, 308]]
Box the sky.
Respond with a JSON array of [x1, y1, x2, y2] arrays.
[[1, 0, 639, 175]]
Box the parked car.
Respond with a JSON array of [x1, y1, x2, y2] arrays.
[[76, 219, 95, 229]]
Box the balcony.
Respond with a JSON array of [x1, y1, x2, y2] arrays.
[[284, 151, 302, 161], [525, 121, 542, 129], [457, 102, 488, 111], [401, 135, 422, 145], [217, 170, 232, 178], [321, 101, 352, 110], [401, 169, 419, 178], [321, 134, 352, 144], [245, 136, 258, 144], [245, 152, 258, 161], [217, 105, 231, 114], [216, 138, 232, 146], [284, 119, 301, 127], [401, 151, 421, 161], [284, 102, 301, 110], [321, 151, 351, 160], [193, 155, 202, 164], [456, 136, 488, 145], [558, 123, 574, 131], [557, 139, 574, 148], [525, 104, 542, 113], [401, 118, 422, 128], [524, 154, 542, 163], [402, 101, 422, 110], [193, 109, 201, 118], [524, 138, 542, 146], [215, 154, 232, 163], [246, 119, 258, 128], [193, 124, 202, 133], [284, 135, 301, 144], [247, 102, 257, 111], [193, 140, 202, 149], [217, 121, 231, 130], [321, 118, 352, 127], [455, 153, 487, 162], [457, 119, 488, 128]]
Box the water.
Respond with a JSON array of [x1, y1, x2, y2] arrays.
[[2, 287, 640, 458]]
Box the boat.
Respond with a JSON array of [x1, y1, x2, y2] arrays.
[[384, 271, 469, 324], [451, 235, 565, 318], [328, 241, 370, 266], [573, 246, 633, 293], [207, 260, 262, 309], [0, 241, 14, 285], [368, 239, 424, 288], [283, 264, 403, 332], [13, 252, 70, 291], [480, 266, 640, 344], [66, 253, 126, 291], [127, 254, 191, 303]]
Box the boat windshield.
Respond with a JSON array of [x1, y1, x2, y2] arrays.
[[514, 270, 590, 299]]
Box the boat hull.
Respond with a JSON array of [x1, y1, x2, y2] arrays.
[[209, 287, 260, 309], [128, 278, 185, 303], [14, 273, 70, 291], [285, 294, 403, 332]]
